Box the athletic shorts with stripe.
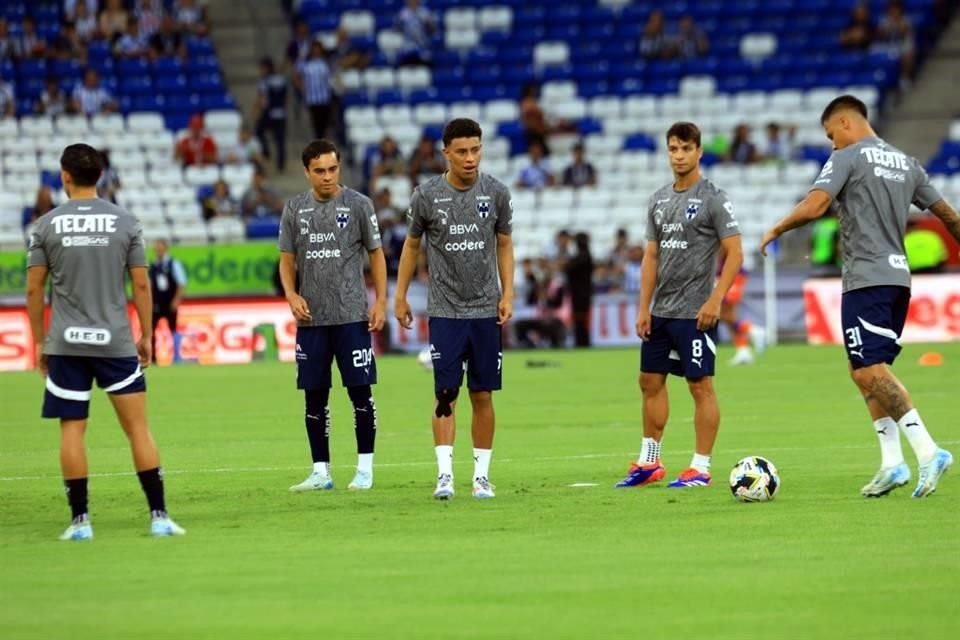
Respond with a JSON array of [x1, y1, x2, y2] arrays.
[[841, 285, 910, 370], [42, 355, 146, 420], [640, 316, 718, 379]]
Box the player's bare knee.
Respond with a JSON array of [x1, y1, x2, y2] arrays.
[[639, 373, 665, 395], [686, 377, 715, 401], [469, 390, 492, 409], [849, 365, 878, 391]]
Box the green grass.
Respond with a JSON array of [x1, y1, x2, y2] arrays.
[[1, 344, 958, 639]]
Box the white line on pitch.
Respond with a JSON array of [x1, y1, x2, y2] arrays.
[[2, 440, 958, 482]]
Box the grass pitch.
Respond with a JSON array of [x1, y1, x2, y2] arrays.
[[1, 343, 958, 639]]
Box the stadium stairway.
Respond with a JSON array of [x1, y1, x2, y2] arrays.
[[885, 13, 960, 162], [206, 0, 307, 192]]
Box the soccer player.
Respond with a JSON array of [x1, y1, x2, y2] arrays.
[[616, 122, 743, 489], [394, 118, 514, 500], [761, 95, 959, 497], [279, 139, 387, 492], [719, 262, 765, 365], [25, 143, 184, 540]]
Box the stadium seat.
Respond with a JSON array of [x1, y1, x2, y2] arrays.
[[533, 41, 570, 69], [413, 102, 448, 127], [55, 115, 90, 137], [340, 10, 375, 37], [208, 217, 246, 243], [19, 116, 55, 137], [483, 99, 519, 124], [363, 67, 396, 92], [478, 6, 513, 32], [397, 67, 432, 93], [183, 165, 221, 188], [444, 7, 478, 31], [445, 29, 480, 53], [375, 30, 405, 62], [203, 110, 242, 132], [740, 33, 778, 64]]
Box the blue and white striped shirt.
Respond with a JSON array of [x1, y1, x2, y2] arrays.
[[298, 58, 331, 106]]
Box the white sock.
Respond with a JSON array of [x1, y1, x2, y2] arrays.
[[897, 409, 938, 465], [873, 417, 904, 468], [637, 437, 661, 464], [435, 445, 453, 477], [357, 453, 373, 474], [691, 453, 711, 473], [473, 448, 492, 480], [312, 461, 329, 476]]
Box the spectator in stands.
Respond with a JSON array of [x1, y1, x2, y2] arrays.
[[874, 0, 915, 89], [375, 190, 406, 277], [0, 78, 16, 118], [407, 135, 445, 186], [368, 136, 407, 194], [175, 0, 209, 37], [673, 15, 709, 59], [36, 77, 68, 116], [565, 232, 594, 348], [53, 21, 87, 62], [241, 168, 284, 218], [18, 16, 47, 59], [255, 57, 288, 172], [762, 122, 796, 163], [621, 245, 644, 295], [96, 150, 121, 204], [514, 259, 567, 349], [135, 0, 165, 38], [840, 3, 874, 51], [64, 0, 98, 22], [395, 0, 436, 67], [516, 141, 555, 190], [73, 1, 98, 43], [332, 26, 371, 72], [640, 9, 670, 60], [546, 229, 573, 260], [114, 16, 148, 58], [592, 261, 618, 294], [71, 68, 117, 116], [561, 143, 597, 188], [222, 124, 264, 167], [295, 40, 334, 140], [286, 19, 312, 69], [609, 228, 630, 270], [726, 124, 760, 164], [99, 0, 130, 41], [202, 180, 239, 220], [148, 14, 185, 61], [175, 114, 218, 166], [32, 186, 57, 222], [520, 82, 550, 154], [0, 18, 16, 60]]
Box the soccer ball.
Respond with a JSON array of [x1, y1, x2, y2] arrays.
[[416, 346, 434, 370], [729, 456, 780, 502]]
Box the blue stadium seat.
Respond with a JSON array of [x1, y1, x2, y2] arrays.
[[246, 217, 281, 240]]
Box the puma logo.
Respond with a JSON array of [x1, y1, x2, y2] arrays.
[[905, 421, 919, 428], [691, 358, 702, 368], [850, 349, 864, 359]]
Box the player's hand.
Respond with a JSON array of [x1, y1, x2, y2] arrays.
[[395, 298, 413, 329], [497, 296, 513, 325], [760, 228, 779, 257], [696, 298, 722, 331], [636, 310, 652, 341], [137, 336, 152, 368], [286, 294, 312, 322], [35, 343, 47, 377], [368, 299, 386, 332]]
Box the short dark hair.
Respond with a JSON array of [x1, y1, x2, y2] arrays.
[[301, 139, 340, 168], [442, 118, 482, 148], [820, 94, 868, 123], [666, 122, 701, 147], [60, 143, 104, 187]]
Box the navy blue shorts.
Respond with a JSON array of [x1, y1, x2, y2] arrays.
[[429, 317, 502, 392], [841, 285, 910, 370], [640, 316, 718, 379], [296, 323, 376, 389], [43, 355, 146, 420]]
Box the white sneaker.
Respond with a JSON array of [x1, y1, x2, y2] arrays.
[[289, 471, 334, 492], [59, 521, 93, 541], [861, 462, 911, 497], [433, 473, 454, 500], [472, 477, 496, 499], [729, 347, 754, 366], [348, 469, 373, 490], [151, 516, 186, 537], [749, 325, 767, 354]]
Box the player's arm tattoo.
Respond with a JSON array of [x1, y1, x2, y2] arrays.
[[929, 199, 960, 244], [867, 375, 912, 422]]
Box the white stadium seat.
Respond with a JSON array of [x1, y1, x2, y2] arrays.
[[127, 112, 166, 133], [204, 110, 242, 132], [740, 33, 777, 63], [533, 41, 570, 68], [363, 67, 396, 92], [444, 7, 477, 31], [483, 99, 519, 124], [376, 29, 406, 62], [340, 10, 374, 37], [445, 29, 480, 52], [478, 6, 512, 32]]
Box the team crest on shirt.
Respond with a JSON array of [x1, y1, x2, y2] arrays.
[[476, 201, 491, 218], [336, 212, 350, 229], [685, 202, 701, 220]]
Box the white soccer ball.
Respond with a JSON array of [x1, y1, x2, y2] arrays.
[[416, 346, 434, 370], [729, 456, 780, 502]]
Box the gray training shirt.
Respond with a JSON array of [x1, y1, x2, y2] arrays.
[[645, 178, 740, 319], [407, 173, 513, 319], [810, 136, 943, 293], [278, 187, 381, 326], [27, 198, 147, 357]]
